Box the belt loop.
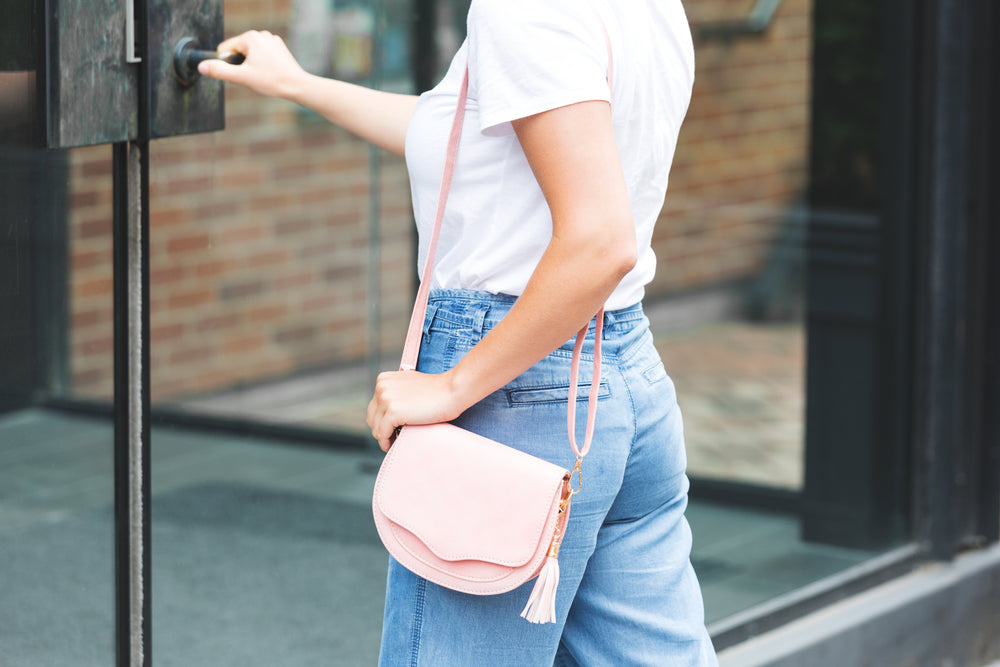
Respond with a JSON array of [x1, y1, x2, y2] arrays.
[[472, 304, 490, 333], [422, 303, 439, 339], [602, 309, 614, 337]]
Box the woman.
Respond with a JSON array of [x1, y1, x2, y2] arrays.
[[200, 0, 717, 663]]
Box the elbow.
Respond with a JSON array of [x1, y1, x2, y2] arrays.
[[612, 241, 638, 279], [588, 232, 636, 287], [555, 212, 637, 284], [600, 220, 638, 282]]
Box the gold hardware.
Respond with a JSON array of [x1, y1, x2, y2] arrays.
[[568, 458, 583, 496], [547, 541, 562, 559]]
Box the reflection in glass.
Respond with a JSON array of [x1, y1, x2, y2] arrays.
[[0, 144, 114, 664], [658, 0, 812, 491]]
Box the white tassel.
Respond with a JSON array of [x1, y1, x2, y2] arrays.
[[520, 556, 560, 624]]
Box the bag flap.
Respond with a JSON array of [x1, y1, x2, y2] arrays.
[[374, 423, 568, 567]]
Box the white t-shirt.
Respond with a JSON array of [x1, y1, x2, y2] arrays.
[[404, 0, 695, 310]]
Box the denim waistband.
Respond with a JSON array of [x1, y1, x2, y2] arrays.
[[424, 289, 646, 337]]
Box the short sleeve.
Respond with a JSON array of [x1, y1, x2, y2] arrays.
[[466, 0, 610, 136]]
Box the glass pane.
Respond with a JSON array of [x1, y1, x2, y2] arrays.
[[1, 124, 115, 667], [674, 0, 912, 626], [125, 0, 913, 655], [147, 1, 419, 661], [660, 3, 811, 491], [1, 0, 115, 657]]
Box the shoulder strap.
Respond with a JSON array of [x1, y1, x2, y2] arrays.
[[399, 20, 615, 460], [398, 68, 470, 372]]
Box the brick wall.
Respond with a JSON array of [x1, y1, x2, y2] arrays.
[[654, 0, 812, 293], [66, 0, 812, 400]]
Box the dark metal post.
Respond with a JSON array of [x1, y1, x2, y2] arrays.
[[411, 0, 437, 94], [113, 140, 152, 667], [912, 0, 975, 560], [973, 0, 1000, 544], [114, 0, 151, 661]]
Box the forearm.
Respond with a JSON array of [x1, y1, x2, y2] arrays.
[[283, 73, 418, 157], [199, 31, 418, 157], [442, 101, 636, 412], [365, 99, 635, 450], [443, 231, 634, 411]]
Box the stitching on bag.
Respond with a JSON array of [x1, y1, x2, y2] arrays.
[[380, 475, 559, 565], [373, 443, 566, 594], [386, 501, 561, 595], [374, 432, 565, 565], [388, 525, 511, 583]]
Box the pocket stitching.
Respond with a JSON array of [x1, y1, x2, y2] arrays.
[[506, 381, 612, 407], [641, 362, 667, 385]]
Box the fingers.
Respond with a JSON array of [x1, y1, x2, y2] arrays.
[[199, 30, 302, 98], [197, 59, 244, 83], [215, 30, 267, 56], [367, 378, 400, 452], [370, 410, 398, 452]]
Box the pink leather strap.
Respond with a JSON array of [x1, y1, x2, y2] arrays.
[[399, 67, 471, 372], [400, 17, 615, 461]]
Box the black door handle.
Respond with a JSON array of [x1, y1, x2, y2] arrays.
[[173, 37, 245, 85]]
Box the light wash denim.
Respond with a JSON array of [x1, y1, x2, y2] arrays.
[[379, 290, 718, 666]]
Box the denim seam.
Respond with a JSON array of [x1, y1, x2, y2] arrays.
[[641, 361, 668, 384], [505, 381, 612, 407], [409, 578, 426, 667], [620, 362, 641, 459], [601, 480, 686, 525], [616, 327, 654, 365]]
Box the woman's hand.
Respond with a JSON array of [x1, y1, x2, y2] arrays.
[[366, 370, 465, 452], [197, 30, 308, 100], [195, 29, 417, 156]]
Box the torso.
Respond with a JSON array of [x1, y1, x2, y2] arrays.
[[404, 0, 695, 310]]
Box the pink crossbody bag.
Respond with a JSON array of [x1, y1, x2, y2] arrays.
[[372, 21, 613, 625]]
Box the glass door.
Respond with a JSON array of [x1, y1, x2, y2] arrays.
[[1, 8, 115, 661]]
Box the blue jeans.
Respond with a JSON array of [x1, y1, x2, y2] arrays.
[[379, 290, 718, 666]]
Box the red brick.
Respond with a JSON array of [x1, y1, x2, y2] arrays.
[[72, 368, 106, 388], [221, 332, 269, 355], [79, 335, 114, 356], [274, 324, 317, 344], [197, 312, 243, 332], [274, 216, 314, 236], [151, 207, 190, 228], [77, 217, 112, 240], [248, 138, 292, 155], [151, 265, 186, 284], [246, 248, 290, 267], [195, 258, 239, 279], [167, 233, 211, 254], [274, 271, 315, 290], [72, 249, 107, 271], [151, 322, 186, 343], [75, 277, 113, 298], [247, 303, 289, 324], [218, 224, 266, 245], [170, 345, 215, 364], [219, 167, 266, 188], [219, 279, 266, 300], [168, 288, 214, 310], [72, 308, 106, 329]]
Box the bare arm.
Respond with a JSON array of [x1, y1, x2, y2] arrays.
[[366, 99, 636, 451], [198, 30, 418, 157]]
